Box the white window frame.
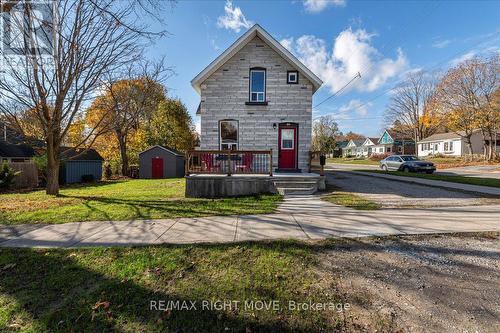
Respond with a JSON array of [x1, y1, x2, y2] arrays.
[[249, 69, 266, 102], [281, 128, 295, 150], [287, 71, 298, 84], [219, 120, 238, 150]]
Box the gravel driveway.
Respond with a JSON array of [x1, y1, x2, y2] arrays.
[[322, 233, 500, 332], [327, 170, 500, 208]]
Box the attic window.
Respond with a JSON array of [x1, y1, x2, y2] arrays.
[[287, 71, 298, 84]]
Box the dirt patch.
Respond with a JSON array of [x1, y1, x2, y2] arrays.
[[320, 233, 500, 332], [0, 196, 81, 213]]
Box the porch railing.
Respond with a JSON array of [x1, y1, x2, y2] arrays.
[[185, 150, 273, 176]]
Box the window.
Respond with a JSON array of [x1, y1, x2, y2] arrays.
[[220, 120, 238, 150], [434, 143, 439, 151], [449, 141, 453, 151], [387, 146, 392, 152], [281, 129, 294, 149], [444, 141, 453, 151], [444, 142, 448, 151], [250, 68, 266, 102], [287, 70, 298, 84]]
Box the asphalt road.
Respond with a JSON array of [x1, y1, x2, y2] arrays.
[[327, 162, 500, 179], [326, 169, 500, 208]]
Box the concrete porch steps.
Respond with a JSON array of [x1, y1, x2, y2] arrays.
[[273, 179, 320, 195]]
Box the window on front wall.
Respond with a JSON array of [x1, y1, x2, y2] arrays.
[[249, 68, 266, 102], [220, 120, 238, 150]]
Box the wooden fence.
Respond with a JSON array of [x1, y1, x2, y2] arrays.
[[8, 162, 38, 189]]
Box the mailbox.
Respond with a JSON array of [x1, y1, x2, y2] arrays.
[[319, 155, 326, 166]]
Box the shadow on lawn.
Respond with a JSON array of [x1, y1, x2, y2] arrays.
[[58, 194, 277, 220], [0, 242, 337, 333]]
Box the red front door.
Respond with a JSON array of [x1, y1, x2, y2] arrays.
[[151, 157, 163, 178], [278, 124, 298, 170]]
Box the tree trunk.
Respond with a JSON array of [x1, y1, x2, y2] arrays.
[[46, 134, 60, 195], [117, 135, 128, 177], [466, 137, 474, 162]]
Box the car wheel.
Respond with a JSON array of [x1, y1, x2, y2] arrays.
[[382, 164, 388, 171], [426, 171, 434, 174], [403, 166, 410, 173]]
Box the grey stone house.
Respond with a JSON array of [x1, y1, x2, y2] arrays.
[[191, 24, 323, 172]]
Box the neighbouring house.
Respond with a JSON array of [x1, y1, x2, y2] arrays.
[[373, 129, 415, 155], [418, 130, 500, 157], [60, 147, 104, 184], [139, 145, 185, 179], [360, 137, 379, 157], [192, 24, 323, 172], [332, 141, 348, 157], [342, 139, 365, 157], [0, 142, 36, 162]]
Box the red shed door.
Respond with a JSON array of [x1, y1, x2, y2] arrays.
[[278, 124, 298, 170], [151, 157, 163, 178]]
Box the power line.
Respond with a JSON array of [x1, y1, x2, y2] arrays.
[[314, 31, 500, 120], [312, 72, 361, 109]]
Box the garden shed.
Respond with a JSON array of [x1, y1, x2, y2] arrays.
[[139, 145, 184, 179], [60, 148, 104, 184]]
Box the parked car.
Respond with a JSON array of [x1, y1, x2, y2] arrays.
[[380, 155, 436, 173]]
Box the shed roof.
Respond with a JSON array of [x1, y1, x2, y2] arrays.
[[0, 142, 36, 158], [139, 145, 184, 157], [60, 147, 104, 161]]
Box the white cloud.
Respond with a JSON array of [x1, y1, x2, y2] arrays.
[[432, 39, 451, 49], [336, 99, 372, 118], [281, 28, 408, 94], [303, 0, 346, 13], [449, 51, 476, 66], [217, 1, 253, 33]]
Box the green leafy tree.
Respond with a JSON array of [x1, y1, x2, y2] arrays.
[[146, 98, 197, 152], [0, 162, 20, 190]]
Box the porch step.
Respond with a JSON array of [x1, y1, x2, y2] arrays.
[[277, 187, 317, 195], [273, 180, 319, 188]]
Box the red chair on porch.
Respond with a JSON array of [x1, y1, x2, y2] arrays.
[[236, 152, 253, 173], [201, 153, 220, 172]]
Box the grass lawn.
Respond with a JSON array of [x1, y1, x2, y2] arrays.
[[0, 179, 281, 225], [321, 186, 380, 210], [357, 170, 500, 189], [326, 157, 378, 165], [0, 241, 344, 332]]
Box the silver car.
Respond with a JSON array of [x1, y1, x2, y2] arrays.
[[380, 155, 436, 173]]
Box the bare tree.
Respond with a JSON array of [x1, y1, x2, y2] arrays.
[[433, 55, 499, 160], [0, 0, 170, 194], [384, 71, 440, 156], [312, 115, 340, 153]]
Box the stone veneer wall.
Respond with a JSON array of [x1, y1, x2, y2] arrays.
[[199, 36, 313, 171]]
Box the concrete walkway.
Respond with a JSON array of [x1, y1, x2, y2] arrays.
[[1, 196, 499, 248]]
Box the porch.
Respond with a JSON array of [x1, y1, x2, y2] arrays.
[[185, 150, 325, 197]]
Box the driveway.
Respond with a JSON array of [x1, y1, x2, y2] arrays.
[[326, 170, 500, 208]]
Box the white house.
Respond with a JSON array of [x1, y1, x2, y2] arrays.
[[192, 24, 323, 172], [418, 130, 500, 157], [342, 139, 365, 157], [360, 137, 379, 157]]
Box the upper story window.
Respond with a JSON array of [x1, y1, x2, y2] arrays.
[[249, 68, 266, 102], [220, 120, 238, 150], [287, 70, 298, 84]]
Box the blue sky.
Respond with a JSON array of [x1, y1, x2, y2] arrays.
[[150, 0, 500, 137]]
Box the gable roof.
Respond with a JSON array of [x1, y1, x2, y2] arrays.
[[0, 142, 36, 158], [419, 132, 462, 143], [139, 145, 184, 157], [362, 137, 379, 146], [347, 139, 365, 147], [335, 141, 349, 149], [191, 24, 323, 94], [60, 147, 104, 161]]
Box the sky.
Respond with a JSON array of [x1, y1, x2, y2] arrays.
[[148, 0, 500, 137]]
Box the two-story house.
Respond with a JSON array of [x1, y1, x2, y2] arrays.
[[191, 24, 323, 172]]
